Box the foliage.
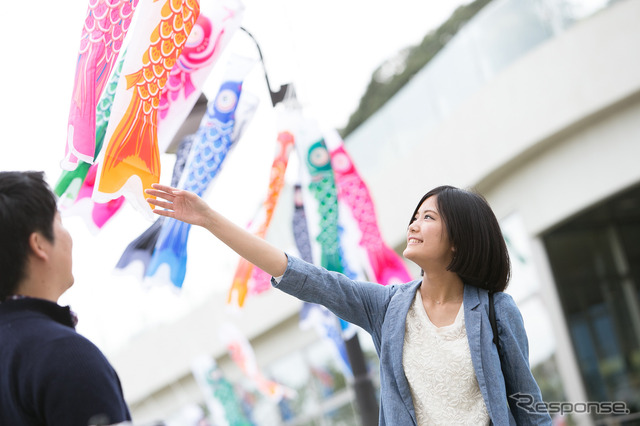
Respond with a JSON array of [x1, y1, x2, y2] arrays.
[[340, 0, 494, 139]]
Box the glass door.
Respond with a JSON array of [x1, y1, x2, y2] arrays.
[[543, 184, 640, 424]]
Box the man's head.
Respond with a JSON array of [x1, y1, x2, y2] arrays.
[[0, 171, 73, 300]]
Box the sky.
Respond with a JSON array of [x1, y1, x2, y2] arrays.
[[0, 0, 472, 355]]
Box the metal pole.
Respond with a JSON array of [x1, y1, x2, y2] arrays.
[[344, 334, 379, 426]]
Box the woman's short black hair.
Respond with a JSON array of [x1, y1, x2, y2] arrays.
[[0, 171, 58, 299], [409, 185, 511, 292]]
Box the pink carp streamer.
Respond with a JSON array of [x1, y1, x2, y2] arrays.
[[219, 323, 296, 402], [64, 164, 125, 234], [228, 131, 295, 307], [56, 52, 127, 233], [324, 130, 411, 285], [157, 0, 244, 152], [93, 0, 200, 217], [62, 0, 139, 170]]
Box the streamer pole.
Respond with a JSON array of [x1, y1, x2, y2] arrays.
[[240, 27, 290, 107], [240, 26, 379, 425]]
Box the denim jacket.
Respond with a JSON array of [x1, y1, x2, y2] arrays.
[[273, 255, 551, 425]]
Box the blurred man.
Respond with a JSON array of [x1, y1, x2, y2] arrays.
[[0, 171, 131, 425]]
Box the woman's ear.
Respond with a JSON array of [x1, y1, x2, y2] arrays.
[[28, 232, 49, 261]]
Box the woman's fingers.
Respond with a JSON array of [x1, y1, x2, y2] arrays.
[[146, 197, 175, 218], [146, 198, 174, 210], [151, 208, 173, 218], [145, 188, 175, 201], [151, 183, 178, 192]]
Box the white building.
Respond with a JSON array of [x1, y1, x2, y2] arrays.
[[112, 0, 640, 424]]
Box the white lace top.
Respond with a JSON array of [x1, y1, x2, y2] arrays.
[[403, 290, 490, 425]]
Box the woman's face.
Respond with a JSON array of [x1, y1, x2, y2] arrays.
[[403, 195, 454, 269]]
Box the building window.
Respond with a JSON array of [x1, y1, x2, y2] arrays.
[[543, 183, 640, 424]]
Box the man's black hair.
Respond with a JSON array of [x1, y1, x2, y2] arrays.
[[0, 171, 58, 299]]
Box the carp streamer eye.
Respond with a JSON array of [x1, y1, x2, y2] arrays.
[[215, 89, 238, 114]]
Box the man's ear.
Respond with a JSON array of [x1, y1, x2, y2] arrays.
[[28, 232, 49, 261]]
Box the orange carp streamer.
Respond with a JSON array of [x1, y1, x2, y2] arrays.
[[97, 0, 200, 211], [227, 131, 295, 307]]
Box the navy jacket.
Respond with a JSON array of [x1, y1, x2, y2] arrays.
[[273, 255, 552, 425], [0, 297, 131, 425]]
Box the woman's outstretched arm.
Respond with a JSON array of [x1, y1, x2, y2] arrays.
[[145, 183, 288, 277]]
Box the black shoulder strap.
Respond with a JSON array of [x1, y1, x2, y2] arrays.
[[489, 291, 501, 355]]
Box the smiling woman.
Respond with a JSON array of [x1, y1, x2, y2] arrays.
[[406, 185, 511, 292], [404, 194, 455, 277], [146, 182, 551, 425]]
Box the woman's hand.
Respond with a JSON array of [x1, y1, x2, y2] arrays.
[[145, 184, 212, 228], [145, 183, 288, 277]]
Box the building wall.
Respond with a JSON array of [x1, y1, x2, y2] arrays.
[[111, 286, 313, 419], [346, 0, 640, 248]]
